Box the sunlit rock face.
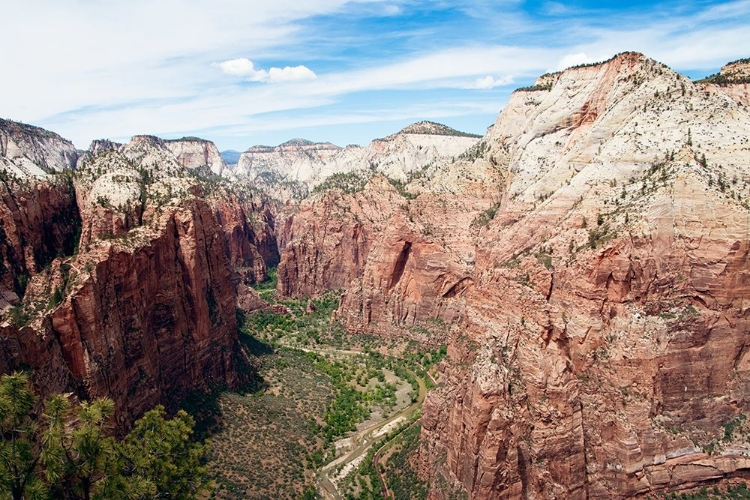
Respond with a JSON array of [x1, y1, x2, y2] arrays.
[[0, 126, 278, 427], [276, 52, 750, 498]]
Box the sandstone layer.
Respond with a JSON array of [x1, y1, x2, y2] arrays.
[[0, 124, 277, 426], [276, 52, 750, 497]]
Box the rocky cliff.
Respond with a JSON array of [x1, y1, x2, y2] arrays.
[[276, 52, 750, 497], [233, 122, 480, 200], [0, 124, 277, 426], [0, 118, 78, 176], [165, 136, 231, 178], [416, 53, 750, 499]]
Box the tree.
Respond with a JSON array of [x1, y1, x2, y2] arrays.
[[113, 406, 208, 499], [0, 372, 47, 500], [42, 396, 118, 500], [0, 373, 208, 500]]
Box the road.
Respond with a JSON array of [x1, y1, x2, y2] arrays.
[[311, 349, 428, 500]]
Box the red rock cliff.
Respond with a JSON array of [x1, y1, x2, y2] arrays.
[[276, 53, 750, 498], [0, 129, 276, 427]]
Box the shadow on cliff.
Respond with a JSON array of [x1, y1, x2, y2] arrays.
[[179, 333, 272, 440], [239, 332, 274, 357]]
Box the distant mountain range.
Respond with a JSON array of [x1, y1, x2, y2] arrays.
[[219, 149, 242, 165]]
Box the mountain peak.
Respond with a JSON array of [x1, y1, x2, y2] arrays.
[[390, 121, 481, 139], [279, 138, 317, 147], [516, 52, 669, 93]]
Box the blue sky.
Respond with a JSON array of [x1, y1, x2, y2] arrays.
[[1, 0, 748, 151]]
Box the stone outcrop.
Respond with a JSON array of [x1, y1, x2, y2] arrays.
[[165, 137, 230, 177], [0, 126, 278, 427], [276, 52, 750, 497]]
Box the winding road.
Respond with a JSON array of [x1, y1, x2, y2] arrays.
[[308, 349, 428, 500]]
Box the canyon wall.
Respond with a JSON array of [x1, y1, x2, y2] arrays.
[[0, 126, 277, 426], [277, 52, 750, 497]]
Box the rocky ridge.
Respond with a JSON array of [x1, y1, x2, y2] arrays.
[[0, 122, 277, 426], [275, 52, 750, 498], [0, 118, 79, 176], [233, 121, 481, 199]]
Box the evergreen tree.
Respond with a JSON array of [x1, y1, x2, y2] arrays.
[[0, 373, 208, 500], [0, 372, 47, 500]]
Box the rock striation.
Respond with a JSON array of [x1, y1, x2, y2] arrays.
[[276, 52, 750, 497], [0, 123, 277, 427]]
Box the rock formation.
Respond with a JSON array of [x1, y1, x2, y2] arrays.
[[276, 52, 750, 497], [2, 49, 749, 497], [0, 118, 78, 176], [165, 136, 231, 178], [0, 122, 277, 427], [233, 122, 481, 199]]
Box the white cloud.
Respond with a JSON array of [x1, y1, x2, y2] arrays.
[[383, 4, 402, 15], [303, 46, 552, 96], [471, 75, 515, 89], [267, 65, 318, 83], [214, 58, 317, 83], [214, 58, 258, 77]]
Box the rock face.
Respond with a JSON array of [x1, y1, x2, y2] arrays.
[[0, 120, 81, 310], [0, 179, 80, 310], [233, 122, 480, 199], [49, 198, 241, 426], [276, 52, 750, 497], [277, 175, 405, 297], [0, 126, 277, 427], [234, 139, 345, 199], [420, 52, 750, 499], [165, 137, 230, 177], [0, 119, 78, 176]]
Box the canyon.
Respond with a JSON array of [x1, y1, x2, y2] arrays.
[[1, 52, 749, 498], [277, 53, 750, 498], [0, 129, 277, 426]]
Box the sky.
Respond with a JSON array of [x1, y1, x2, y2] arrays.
[[1, 0, 748, 151]]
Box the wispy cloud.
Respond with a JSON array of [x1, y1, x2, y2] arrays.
[[0, 0, 747, 150], [469, 75, 515, 89]]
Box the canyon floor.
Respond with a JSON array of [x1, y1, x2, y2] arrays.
[[190, 271, 441, 499]]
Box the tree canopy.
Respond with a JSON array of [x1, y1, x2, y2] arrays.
[[0, 372, 208, 500]]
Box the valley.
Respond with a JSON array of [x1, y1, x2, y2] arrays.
[[194, 273, 441, 499], [1, 52, 749, 499]]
